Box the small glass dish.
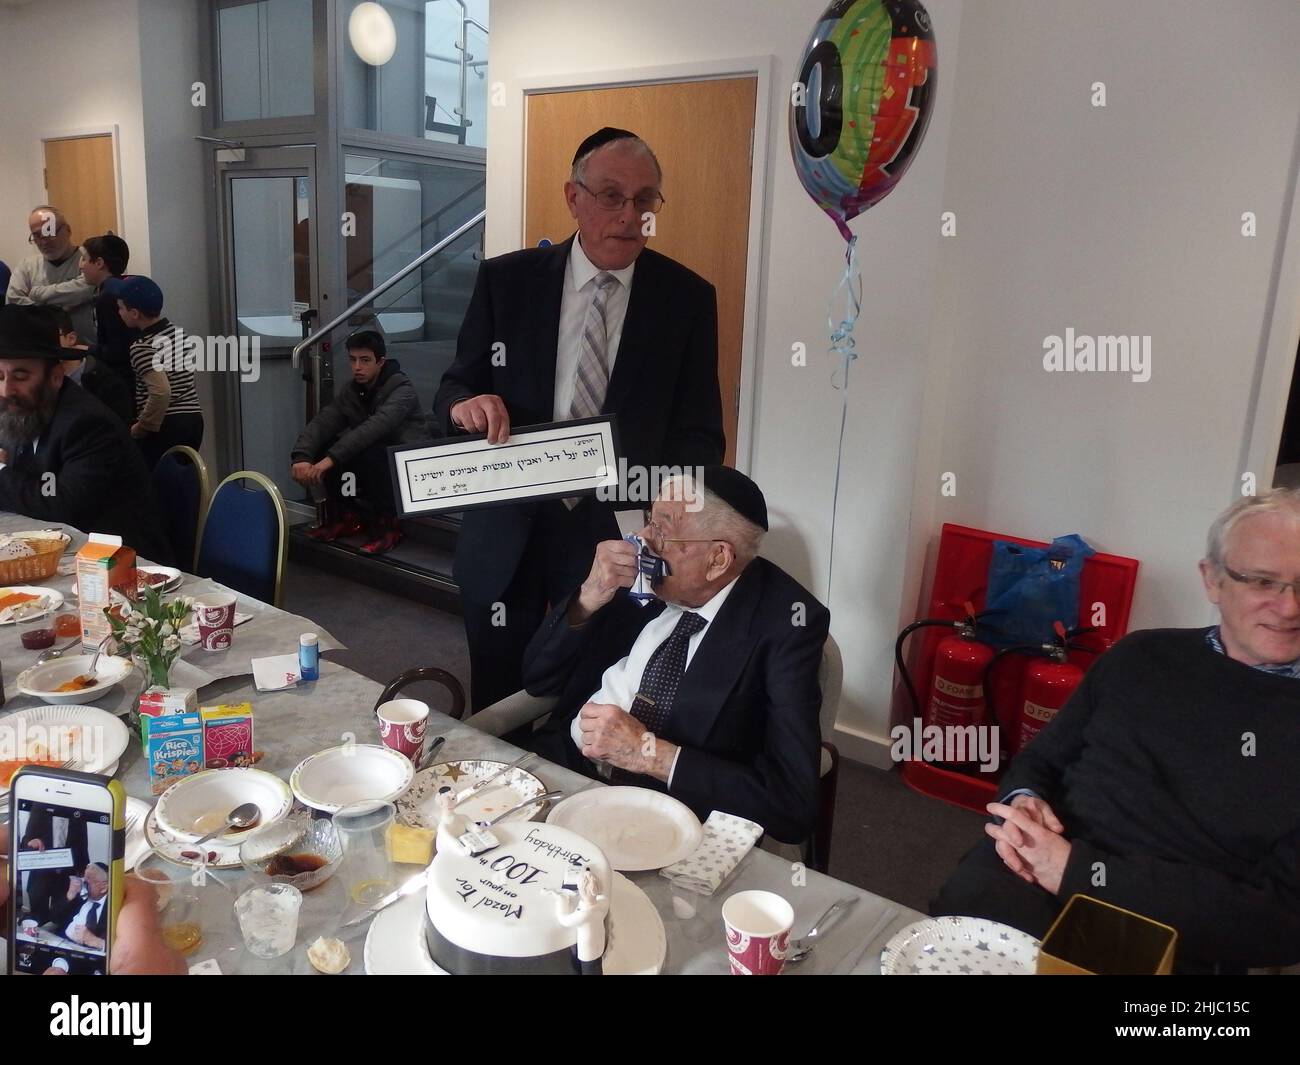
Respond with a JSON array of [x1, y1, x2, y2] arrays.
[[239, 814, 342, 892]]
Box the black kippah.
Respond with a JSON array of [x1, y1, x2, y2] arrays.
[[572, 127, 640, 165], [701, 466, 768, 531]]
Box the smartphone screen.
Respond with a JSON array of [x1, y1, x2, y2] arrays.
[[10, 795, 114, 975]]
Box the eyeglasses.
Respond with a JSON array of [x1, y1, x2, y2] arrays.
[[1221, 563, 1300, 599], [27, 225, 66, 243], [641, 509, 723, 546], [576, 181, 664, 214]]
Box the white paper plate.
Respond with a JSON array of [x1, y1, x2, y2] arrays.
[[396, 760, 547, 829], [154, 768, 293, 843], [290, 744, 414, 814], [546, 787, 703, 871], [17, 653, 133, 705], [137, 566, 183, 593], [363, 871, 665, 975], [142, 803, 243, 869], [0, 586, 65, 623], [881, 916, 1040, 975], [0, 704, 129, 798]]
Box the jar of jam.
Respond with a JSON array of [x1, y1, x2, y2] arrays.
[[20, 625, 56, 650], [54, 613, 81, 638], [17, 604, 56, 650]]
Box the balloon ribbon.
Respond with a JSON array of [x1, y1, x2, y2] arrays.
[[826, 235, 861, 599]]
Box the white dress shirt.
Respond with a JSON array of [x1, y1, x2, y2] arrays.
[[552, 235, 635, 421], [572, 578, 740, 785], [64, 896, 105, 944]]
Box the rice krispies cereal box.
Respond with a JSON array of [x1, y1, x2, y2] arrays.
[[144, 712, 204, 795]]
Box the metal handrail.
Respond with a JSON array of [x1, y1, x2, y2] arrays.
[[348, 178, 485, 281], [291, 208, 486, 368]]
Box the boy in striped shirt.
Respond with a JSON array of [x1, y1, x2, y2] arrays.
[[109, 275, 204, 469]]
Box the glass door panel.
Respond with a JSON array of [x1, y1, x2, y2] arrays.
[[219, 148, 318, 506]]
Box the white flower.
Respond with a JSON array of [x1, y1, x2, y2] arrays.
[[162, 634, 181, 652], [159, 622, 174, 637]]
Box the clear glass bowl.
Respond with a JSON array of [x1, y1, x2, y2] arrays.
[[239, 814, 342, 891]]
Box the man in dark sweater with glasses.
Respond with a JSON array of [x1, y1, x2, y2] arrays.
[[934, 490, 1300, 972]]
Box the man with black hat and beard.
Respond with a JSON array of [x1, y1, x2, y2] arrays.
[[0, 304, 172, 563], [520, 468, 830, 845], [435, 128, 725, 714]]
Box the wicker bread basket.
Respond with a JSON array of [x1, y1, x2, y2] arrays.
[[0, 538, 65, 583]]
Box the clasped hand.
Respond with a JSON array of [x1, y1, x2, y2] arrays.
[[984, 795, 1071, 895]]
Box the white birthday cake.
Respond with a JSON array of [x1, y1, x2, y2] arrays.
[[423, 821, 612, 975]]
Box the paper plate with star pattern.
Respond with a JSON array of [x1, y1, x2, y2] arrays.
[[396, 759, 547, 829], [881, 916, 1040, 975]]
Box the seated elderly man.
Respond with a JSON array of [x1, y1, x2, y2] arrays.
[[0, 305, 172, 563], [522, 466, 830, 843], [933, 489, 1300, 973], [53, 862, 112, 952]]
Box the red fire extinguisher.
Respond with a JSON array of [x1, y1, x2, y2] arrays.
[[895, 602, 999, 769], [927, 627, 995, 734], [983, 621, 1100, 761], [1018, 647, 1084, 749]]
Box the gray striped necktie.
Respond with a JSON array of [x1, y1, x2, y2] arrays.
[[564, 271, 618, 510], [569, 272, 618, 421]]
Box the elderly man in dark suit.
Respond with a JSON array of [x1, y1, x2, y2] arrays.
[[51, 862, 111, 952], [522, 468, 829, 844], [0, 305, 172, 563], [435, 128, 725, 712]]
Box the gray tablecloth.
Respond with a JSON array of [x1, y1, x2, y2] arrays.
[[1, 515, 921, 975], [0, 515, 342, 707], [104, 663, 922, 975]]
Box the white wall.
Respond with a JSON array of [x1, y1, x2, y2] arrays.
[[489, 0, 1300, 766], [903, 0, 1300, 673], [0, 0, 149, 272]]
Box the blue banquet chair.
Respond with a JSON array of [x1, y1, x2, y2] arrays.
[[150, 445, 210, 571], [195, 471, 288, 606]]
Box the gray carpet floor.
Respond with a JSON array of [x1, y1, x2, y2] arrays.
[[281, 559, 985, 915]]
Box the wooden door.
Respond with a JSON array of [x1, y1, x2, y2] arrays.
[[43, 134, 118, 241], [524, 78, 757, 466]]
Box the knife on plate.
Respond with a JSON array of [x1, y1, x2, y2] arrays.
[[341, 870, 430, 928], [454, 751, 532, 805]]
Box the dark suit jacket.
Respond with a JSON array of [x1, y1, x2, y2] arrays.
[[52, 892, 108, 941], [433, 236, 725, 603], [0, 379, 174, 564], [20, 808, 90, 873], [522, 558, 830, 843]]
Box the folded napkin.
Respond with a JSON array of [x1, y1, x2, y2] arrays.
[[252, 653, 303, 691], [659, 811, 764, 896]]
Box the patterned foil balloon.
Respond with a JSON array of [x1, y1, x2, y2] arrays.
[[791, 0, 938, 241]]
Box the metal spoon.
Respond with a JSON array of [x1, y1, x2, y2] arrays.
[[482, 790, 564, 827], [189, 802, 262, 848], [37, 637, 81, 664], [787, 895, 860, 964]]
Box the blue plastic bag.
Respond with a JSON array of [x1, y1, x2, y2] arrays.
[[982, 534, 1094, 648]]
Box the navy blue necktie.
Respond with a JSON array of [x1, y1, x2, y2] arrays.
[[609, 612, 706, 784]]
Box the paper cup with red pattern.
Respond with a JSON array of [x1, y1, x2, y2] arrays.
[[722, 890, 794, 975], [376, 698, 429, 763], [194, 592, 236, 650]]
